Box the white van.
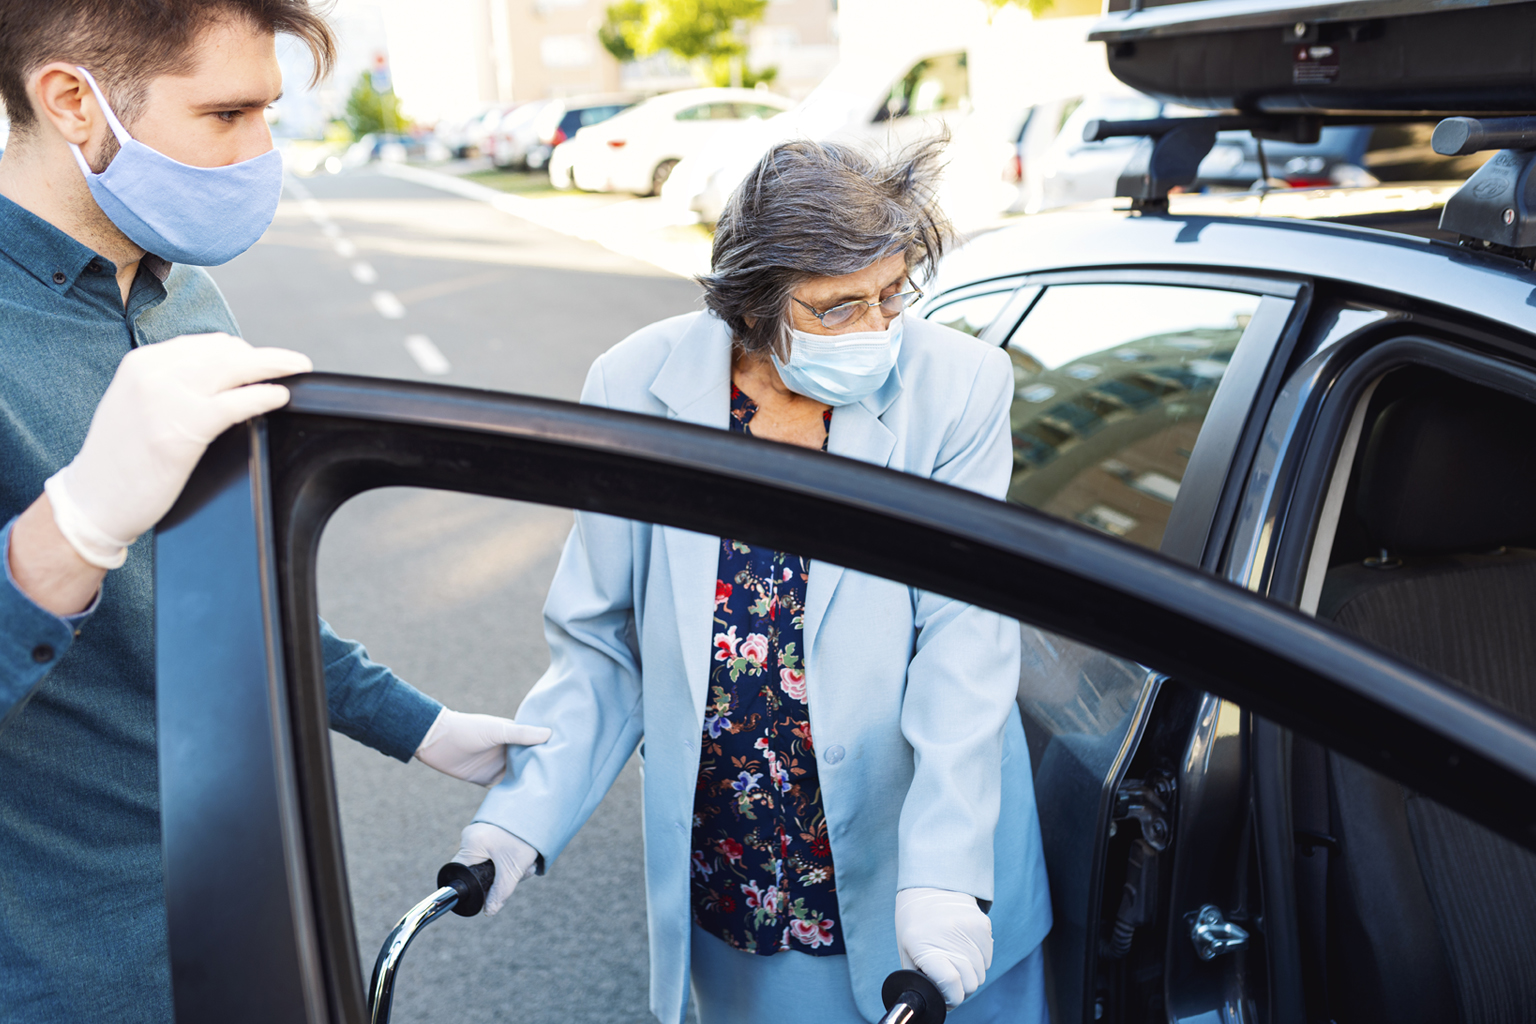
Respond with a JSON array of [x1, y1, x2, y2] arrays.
[[661, 8, 1118, 231]]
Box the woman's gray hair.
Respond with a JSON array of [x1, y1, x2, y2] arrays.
[[698, 135, 952, 358]]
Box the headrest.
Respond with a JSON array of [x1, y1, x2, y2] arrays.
[[1356, 385, 1536, 554]]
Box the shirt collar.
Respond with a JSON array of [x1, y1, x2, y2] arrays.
[[0, 192, 102, 293], [0, 191, 171, 292]]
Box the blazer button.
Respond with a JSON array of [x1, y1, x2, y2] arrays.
[[824, 745, 845, 765]]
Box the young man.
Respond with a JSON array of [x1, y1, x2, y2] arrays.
[[0, 3, 548, 1021]]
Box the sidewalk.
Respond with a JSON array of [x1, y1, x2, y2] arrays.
[[377, 162, 715, 281]]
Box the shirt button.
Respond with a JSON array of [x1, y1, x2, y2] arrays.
[[824, 744, 845, 765], [31, 644, 54, 663], [51, 271, 66, 285], [87, 260, 101, 274]]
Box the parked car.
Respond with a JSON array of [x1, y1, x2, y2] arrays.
[[149, 2, 1536, 1022], [524, 93, 640, 173], [487, 100, 550, 171], [339, 132, 425, 168], [551, 87, 793, 196], [438, 104, 514, 160]]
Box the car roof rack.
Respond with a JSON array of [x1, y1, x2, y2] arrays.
[[1084, 111, 1427, 212], [1433, 117, 1536, 264], [1084, 114, 1315, 211]]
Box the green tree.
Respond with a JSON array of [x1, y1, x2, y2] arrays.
[[598, 0, 645, 62], [599, 0, 776, 88], [343, 70, 408, 138]]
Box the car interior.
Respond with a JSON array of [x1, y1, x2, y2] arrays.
[[1301, 367, 1536, 1023]]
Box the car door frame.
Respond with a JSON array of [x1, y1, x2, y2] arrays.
[[156, 374, 1536, 1024], [1220, 308, 1536, 1024]]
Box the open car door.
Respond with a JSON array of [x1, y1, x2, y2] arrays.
[[155, 375, 1536, 1024]]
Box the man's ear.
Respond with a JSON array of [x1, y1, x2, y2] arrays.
[[31, 64, 100, 147]]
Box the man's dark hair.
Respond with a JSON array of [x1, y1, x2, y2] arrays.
[[0, 0, 336, 134], [699, 135, 952, 359]]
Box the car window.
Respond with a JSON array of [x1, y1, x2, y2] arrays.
[[313, 488, 1067, 1023], [877, 51, 969, 121], [735, 103, 783, 119], [923, 289, 1015, 337], [578, 104, 630, 128], [1004, 283, 1261, 550], [674, 104, 710, 121]]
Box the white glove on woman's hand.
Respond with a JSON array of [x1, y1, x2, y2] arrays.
[[45, 333, 312, 569], [895, 887, 994, 1008], [414, 709, 552, 786], [453, 822, 539, 916]]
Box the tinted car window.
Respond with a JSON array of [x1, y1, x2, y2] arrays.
[[924, 289, 1015, 337], [1004, 283, 1261, 550]]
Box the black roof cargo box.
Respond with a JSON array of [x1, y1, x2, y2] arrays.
[[1090, 0, 1536, 116]]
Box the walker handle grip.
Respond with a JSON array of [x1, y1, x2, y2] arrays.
[[879, 969, 947, 1024], [436, 859, 496, 917]]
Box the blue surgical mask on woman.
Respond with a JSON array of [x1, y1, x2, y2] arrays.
[[772, 315, 903, 407], [67, 67, 283, 266]]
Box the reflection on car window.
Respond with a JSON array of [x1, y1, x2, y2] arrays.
[[924, 289, 1014, 337], [878, 52, 969, 121], [1005, 283, 1260, 550]]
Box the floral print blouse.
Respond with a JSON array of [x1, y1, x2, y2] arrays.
[[690, 385, 844, 957]]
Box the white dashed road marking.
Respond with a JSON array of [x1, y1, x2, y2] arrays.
[[404, 334, 451, 375], [287, 174, 463, 378], [371, 291, 406, 319]]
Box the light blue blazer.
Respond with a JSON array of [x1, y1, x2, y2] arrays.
[[476, 310, 1051, 1023]]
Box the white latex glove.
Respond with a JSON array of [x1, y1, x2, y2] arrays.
[[45, 332, 312, 569], [414, 708, 552, 786], [453, 821, 539, 916], [895, 887, 994, 1009]]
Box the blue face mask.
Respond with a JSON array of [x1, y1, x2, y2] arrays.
[[772, 315, 904, 407], [68, 66, 283, 266]]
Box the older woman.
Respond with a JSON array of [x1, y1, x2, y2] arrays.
[[455, 139, 1051, 1024]]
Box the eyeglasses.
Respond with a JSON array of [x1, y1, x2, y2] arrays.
[[793, 287, 924, 330]]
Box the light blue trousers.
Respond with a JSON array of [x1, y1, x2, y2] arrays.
[[689, 925, 1049, 1024]]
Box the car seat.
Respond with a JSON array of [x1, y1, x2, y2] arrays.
[[1312, 384, 1536, 1024]]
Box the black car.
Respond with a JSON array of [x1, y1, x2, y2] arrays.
[[157, 3, 1536, 1023]]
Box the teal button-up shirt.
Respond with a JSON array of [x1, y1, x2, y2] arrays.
[[0, 194, 442, 1022]]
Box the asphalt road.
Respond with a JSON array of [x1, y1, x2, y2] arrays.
[[208, 166, 704, 1024]]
